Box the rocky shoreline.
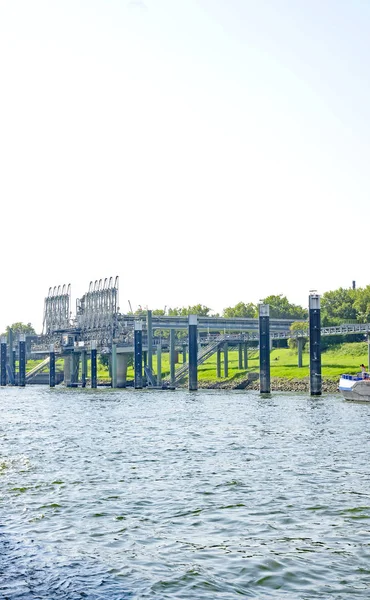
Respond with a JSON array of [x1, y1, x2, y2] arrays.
[[197, 376, 339, 393]]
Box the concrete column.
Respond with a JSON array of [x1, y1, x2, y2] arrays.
[[147, 310, 153, 371], [111, 344, 117, 388], [1, 336, 7, 386], [224, 342, 229, 378], [244, 342, 248, 369], [298, 337, 304, 368], [217, 346, 221, 378], [71, 353, 80, 387], [182, 344, 187, 364], [238, 343, 243, 369], [259, 304, 271, 394], [188, 315, 198, 391], [156, 344, 162, 386], [134, 321, 143, 389], [170, 329, 176, 386], [64, 355, 71, 386], [117, 353, 128, 387], [91, 341, 97, 389], [81, 350, 87, 388], [49, 344, 56, 388], [18, 335, 26, 387], [309, 294, 322, 396]]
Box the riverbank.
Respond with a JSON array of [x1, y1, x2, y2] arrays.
[[197, 376, 339, 393]]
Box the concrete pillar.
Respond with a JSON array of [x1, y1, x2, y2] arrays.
[[71, 353, 80, 387], [309, 294, 322, 396], [216, 346, 221, 378], [182, 344, 187, 364], [81, 350, 87, 388], [18, 335, 26, 387], [224, 342, 229, 378], [49, 344, 56, 388], [298, 337, 304, 368], [188, 315, 198, 391], [238, 343, 243, 369], [111, 344, 117, 388], [1, 336, 7, 386], [170, 329, 176, 386], [134, 321, 143, 389], [259, 304, 271, 394], [64, 355, 71, 386], [244, 342, 248, 369], [117, 353, 128, 388], [147, 310, 153, 371], [156, 344, 162, 386], [91, 341, 97, 389]]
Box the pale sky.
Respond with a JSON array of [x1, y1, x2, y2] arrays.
[[1, 0, 369, 333]]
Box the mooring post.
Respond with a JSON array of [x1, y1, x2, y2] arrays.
[[298, 337, 303, 368], [111, 344, 117, 388], [238, 343, 243, 369], [188, 315, 198, 391], [81, 350, 87, 388], [224, 342, 229, 378], [156, 344, 162, 386], [1, 336, 7, 386], [8, 329, 15, 385], [170, 329, 176, 386], [216, 346, 221, 378], [18, 334, 26, 387], [244, 342, 248, 368], [91, 341, 97, 389], [259, 304, 271, 393], [134, 321, 143, 389], [49, 344, 56, 388], [147, 310, 153, 371], [309, 294, 322, 396]]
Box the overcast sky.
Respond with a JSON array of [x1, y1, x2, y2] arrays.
[[1, 0, 369, 333]]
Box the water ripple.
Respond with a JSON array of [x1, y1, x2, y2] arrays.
[[1, 387, 370, 598]]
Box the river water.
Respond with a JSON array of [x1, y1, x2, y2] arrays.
[[1, 386, 370, 599]]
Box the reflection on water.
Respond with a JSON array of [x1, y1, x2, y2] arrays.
[[1, 386, 370, 599]]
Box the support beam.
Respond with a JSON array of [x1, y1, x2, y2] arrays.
[[309, 294, 322, 396], [244, 342, 248, 369], [134, 321, 143, 389], [297, 337, 304, 368], [188, 315, 198, 391], [111, 344, 117, 388], [170, 329, 176, 386], [224, 342, 229, 378], [1, 337, 7, 386], [216, 346, 221, 378], [259, 304, 271, 393], [182, 344, 187, 364], [117, 353, 128, 387], [147, 310, 153, 371], [91, 341, 97, 389], [63, 355, 71, 386], [238, 343, 243, 369], [18, 335, 26, 387], [81, 350, 87, 388], [156, 344, 162, 386], [49, 344, 56, 388]]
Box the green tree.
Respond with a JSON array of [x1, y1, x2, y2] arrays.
[[321, 287, 357, 326], [353, 286, 370, 323], [168, 305, 211, 317], [288, 321, 309, 350], [222, 302, 257, 318], [260, 295, 307, 320], [2, 322, 36, 337]]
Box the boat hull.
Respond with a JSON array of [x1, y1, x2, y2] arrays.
[[339, 376, 370, 402]]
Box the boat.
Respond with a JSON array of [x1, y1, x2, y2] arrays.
[[339, 373, 370, 401]]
